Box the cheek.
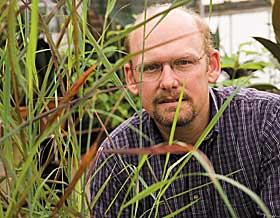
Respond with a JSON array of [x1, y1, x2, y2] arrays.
[[186, 75, 209, 99], [189, 72, 209, 87], [140, 84, 156, 107]]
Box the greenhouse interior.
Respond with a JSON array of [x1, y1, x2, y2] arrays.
[[0, 0, 279, 217]]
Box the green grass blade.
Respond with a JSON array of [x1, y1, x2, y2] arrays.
[[26, 0, 39, 103], [103, 0, 192, 48], [72, 0, 80, 77], [209, 0, 213, 16], [118, 155, 147, 218], [156, 83, 244, 217], [150, 80, 186, 216], [122, 176, 175, 209], [100, 0, 117, 47], [105, 0, 116, 17], [84, 26, 137, 112], [7, 0, 20, 110], [192, 150, 237, 217], [163, 198, 200, 218], [194, 85, 242, 149], [168, 80, 186, 144], [104, 169, 132, 214], [90, 173, 112, 209], [201, 173, 272, 218]]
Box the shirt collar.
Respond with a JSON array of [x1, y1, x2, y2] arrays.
[[205, 87, 220, 142], [147, 113, 164, 145]]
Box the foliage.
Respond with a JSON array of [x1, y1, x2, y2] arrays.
[[0, 0, 135, 217], [215, 42, 278, 89], [215, 41, 280, 94]]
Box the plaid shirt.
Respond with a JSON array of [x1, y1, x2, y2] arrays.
[[90, 87, 280, 218]]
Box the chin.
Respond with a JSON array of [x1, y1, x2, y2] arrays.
[[153, 112, 194, 128]]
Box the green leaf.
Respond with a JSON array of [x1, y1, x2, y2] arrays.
[[163, 199, 200, 218], [201, 173, 272, 218], [248, 83, 280, 93], [253, 37, 280, 64], [122, 177, 177, 209], [103, 0, 194, 48], [159, 83, 245, 218], [84, 26, 138, 112], [169, 80, 186, 145], [90, 174, 112, 209], [105, 0, 117, 18], [102, 45, 118, 54], [238, 61, 267, 70], [221, 55, 237, 68], [209, 0, 213, 16]]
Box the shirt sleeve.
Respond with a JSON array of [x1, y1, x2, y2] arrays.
[[257, 106, 280, 217]]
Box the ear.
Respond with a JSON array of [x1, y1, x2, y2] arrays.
[[207, 50, 221, 83], [124, 63, 139, 96]]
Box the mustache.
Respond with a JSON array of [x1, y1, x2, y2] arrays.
[[153, 91, 191, 104]]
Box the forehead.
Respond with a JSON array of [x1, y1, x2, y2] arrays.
[[129, 9, 204, 63]]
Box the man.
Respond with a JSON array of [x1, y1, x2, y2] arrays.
[[91, 4, 280, 217]]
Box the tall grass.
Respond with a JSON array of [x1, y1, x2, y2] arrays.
[[0, 1, 272, 217]]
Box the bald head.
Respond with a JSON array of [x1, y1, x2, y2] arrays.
[[125, 4, 213, 56]]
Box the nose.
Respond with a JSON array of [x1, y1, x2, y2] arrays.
[[159, 64, 179, 90]]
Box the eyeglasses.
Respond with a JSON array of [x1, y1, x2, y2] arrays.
[[132, 54, 205, 82]]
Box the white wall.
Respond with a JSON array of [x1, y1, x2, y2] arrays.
[[206, 8, 274, 55], [205, 8, 280, 87]]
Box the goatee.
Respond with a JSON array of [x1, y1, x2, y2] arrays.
[[152, 91, 197, 127]]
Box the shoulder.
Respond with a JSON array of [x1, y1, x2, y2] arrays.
[[212, 86, 280, 101], [211, 86, 280, 136], [211, 87, 280, 158], [212, 86, 280, 111]]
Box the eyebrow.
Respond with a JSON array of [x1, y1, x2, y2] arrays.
[[138, 53, 200, 65]]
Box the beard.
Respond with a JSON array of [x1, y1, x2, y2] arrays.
[[151, 91, 198, 128]]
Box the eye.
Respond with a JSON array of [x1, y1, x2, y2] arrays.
[[173, 58, 193, 66], [142, 63, 162, 73]]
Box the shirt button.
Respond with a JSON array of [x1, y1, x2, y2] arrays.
[[191, 156, 196, 162], [193, 194, 200, 200]]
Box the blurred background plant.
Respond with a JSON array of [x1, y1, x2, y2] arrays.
[[0, 0, 137, 216]]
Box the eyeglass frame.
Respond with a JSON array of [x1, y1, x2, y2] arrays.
[[130, 53, 207, 82]]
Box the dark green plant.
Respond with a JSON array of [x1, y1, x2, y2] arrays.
[[214, 42, 275, 89], [221, 43, 268, 80]]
